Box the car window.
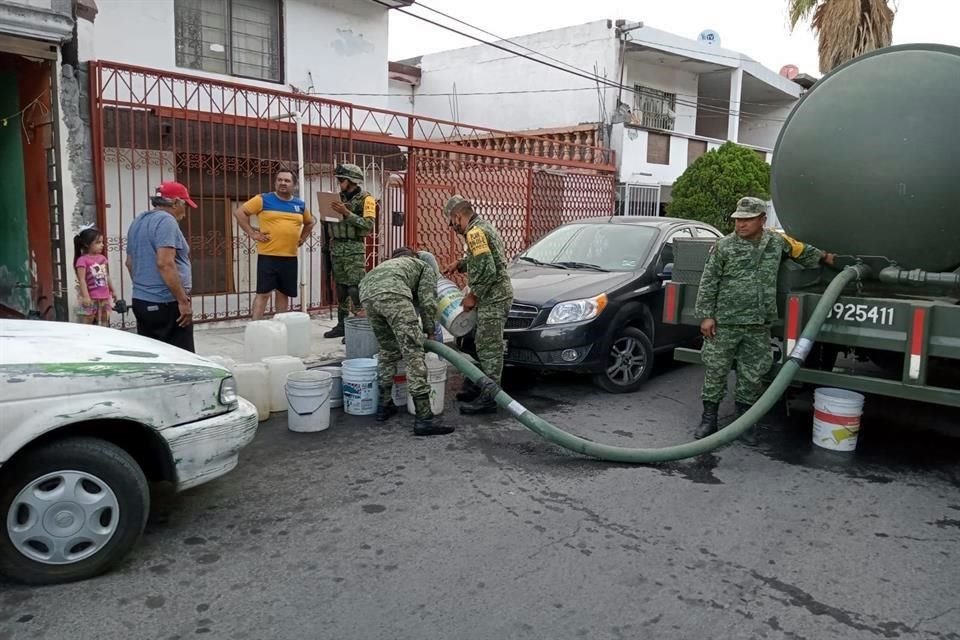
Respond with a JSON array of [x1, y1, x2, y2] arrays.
[[694, 226, 722, 238], [520, 224, 660, 271], [664, 227, 694, 244]]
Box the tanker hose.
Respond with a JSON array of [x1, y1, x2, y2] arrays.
[[879, 266, 960, 288], [425, 265, 869, 463]]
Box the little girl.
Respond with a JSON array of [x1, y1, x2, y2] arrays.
[[74, 226, 116, 326]]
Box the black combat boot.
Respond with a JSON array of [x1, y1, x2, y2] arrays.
[[324, 321, 345, 339], [456, 378, 480, 402], [459, 390, 497, 416], [412, 394, 453, 436], [375, 385, 397, 422], [694, 401, 719, 439], [735, 402, 759, 445]]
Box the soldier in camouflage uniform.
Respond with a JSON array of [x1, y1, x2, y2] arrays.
[[694, 196, 835, 444], [323, 164, 376, 339], [360, 247, 452, 436], [442, 195, 514, 415]]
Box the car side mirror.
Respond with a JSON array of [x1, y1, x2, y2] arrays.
[[657, 262, 674, 280]]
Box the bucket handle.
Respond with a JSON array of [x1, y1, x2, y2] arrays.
[[285, 387, 330, 416]]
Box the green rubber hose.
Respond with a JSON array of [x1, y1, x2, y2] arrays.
[[425, 265, 868, 463]]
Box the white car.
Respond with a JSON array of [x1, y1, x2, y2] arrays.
[[0, 320, 258, 585]]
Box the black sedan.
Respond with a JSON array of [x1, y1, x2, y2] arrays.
[[499, 216, 722, 393]]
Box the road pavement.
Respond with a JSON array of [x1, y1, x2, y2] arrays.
[[2, 362, 958, 640]]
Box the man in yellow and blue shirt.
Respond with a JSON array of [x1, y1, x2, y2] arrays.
[[234, 169, 315, 319]]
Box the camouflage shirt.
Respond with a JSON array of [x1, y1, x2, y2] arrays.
[[359, 256, 439, 332], [695, 229, 824, 325], [328, 188, 375, 256], [457, 216, 513, 303]]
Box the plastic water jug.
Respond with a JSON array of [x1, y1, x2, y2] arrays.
[[274, 312, 311, 358], [244, 320, 287, 363], [233, 362, 271, 421], [263, 355, 306, 412]]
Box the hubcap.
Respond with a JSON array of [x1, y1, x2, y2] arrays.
[[606, 336, 647, 386], [6, 471, 120, 565]]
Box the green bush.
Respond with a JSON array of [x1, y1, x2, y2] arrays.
[[666, 141, 770, 234]]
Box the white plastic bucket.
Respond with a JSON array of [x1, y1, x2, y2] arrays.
[[243, 320, 287, 363], [285, 370, 333, 433], [233, 362, 271, 421], [392, 362, 408, 407], [812, 387, 865, 451], [274, 311, 311, 358], [406, 354, 449, 416], [262, 355, 306, 412], [342, 358, 379, 416], [315, 365, 343, 408], [436, 277, 477, 337]]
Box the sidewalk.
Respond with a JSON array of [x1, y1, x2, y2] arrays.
[[193, 313, 346, 366]]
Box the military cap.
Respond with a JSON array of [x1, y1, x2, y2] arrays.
[[334, 163, 364, 184], [730, 196, 767, 218], [443, 195, 469, 217]]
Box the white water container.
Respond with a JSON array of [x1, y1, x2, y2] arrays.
[[286, 370, 333, 433], [345, 316, 379, 359], [437, 277, 476, 337], [812, 387, 865, 451], [407, 354, 448, 416], [206, 355, 236, 373], [274, 311, 312, 358], [342, 358, 379, 416], [392, 362, 407, 407], [244, 320, 287, 363], [316, 365, 343, 408], [262, 355, 306, 412], [233, 362, 271, 421]]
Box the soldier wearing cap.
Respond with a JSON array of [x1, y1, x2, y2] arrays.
[[693, 196, 836, 443], [442, 195, 514, 415], [323, 163, 377, 339]]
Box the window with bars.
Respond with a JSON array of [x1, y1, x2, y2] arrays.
[[174, 0, 282, 82], [633, 85, 677, 131]]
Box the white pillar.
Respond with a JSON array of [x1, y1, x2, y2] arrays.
[[727, 68, 743, 143]]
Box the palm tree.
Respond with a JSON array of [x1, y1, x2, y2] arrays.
[[788, 0, 896, 74]]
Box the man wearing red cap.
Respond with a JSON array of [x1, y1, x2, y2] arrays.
[[125, 181, 197, 351]]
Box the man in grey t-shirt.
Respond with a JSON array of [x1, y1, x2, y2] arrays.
[[126, 181, 197, 351]]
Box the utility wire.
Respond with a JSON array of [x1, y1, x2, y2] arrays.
[[392, 1, 798, 116]]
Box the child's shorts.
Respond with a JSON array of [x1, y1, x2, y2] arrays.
[[77, 298, 113, 317]]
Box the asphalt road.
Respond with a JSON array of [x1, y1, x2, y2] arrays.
[[2, 362, 959, 640]]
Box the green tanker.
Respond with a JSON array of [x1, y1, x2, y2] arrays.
[[665, 44, 960, 409]]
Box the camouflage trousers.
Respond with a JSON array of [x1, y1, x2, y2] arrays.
[[363, 294, 430, 397], [700, 324, 773, 405], [331, 247, 366, 319], [475, 297, 512, 386]]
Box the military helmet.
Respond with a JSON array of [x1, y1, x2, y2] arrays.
[[334, 163, 364, 185], [730, 196, 767, 219], [443, 195, 470, 218]]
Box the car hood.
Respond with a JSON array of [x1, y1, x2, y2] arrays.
[[0, 320, 223, 374], [508, 264, 636, 306]]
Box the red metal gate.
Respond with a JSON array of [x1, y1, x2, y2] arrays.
[[89, 61, 616, 325]]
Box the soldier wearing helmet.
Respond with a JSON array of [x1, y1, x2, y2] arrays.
[[442, 195, 514, 415], [693, 196, 836, 444], [323, 163, 377, 338]]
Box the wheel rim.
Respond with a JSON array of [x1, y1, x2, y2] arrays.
[[6, 470, 120, 565], [606, 336, 647, 386]]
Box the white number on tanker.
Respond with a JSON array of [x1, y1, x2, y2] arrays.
[[828, 303, 895, 326]]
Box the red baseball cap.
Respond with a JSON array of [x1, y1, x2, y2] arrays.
[[156, 181, 198, 208]]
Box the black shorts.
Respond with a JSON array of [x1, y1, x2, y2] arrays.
[[132, 299, 195, 352], [256, 255, 298, 297]]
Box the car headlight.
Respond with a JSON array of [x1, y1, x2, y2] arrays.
[[546, 293, 608, 325], [219, 376, 238, 406]]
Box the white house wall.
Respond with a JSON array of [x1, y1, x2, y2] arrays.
[[614, 122, 723, 185], [738, 102, 794, 149], [622, 59, 699, 136], [409, 21, 618, 131], [92, 0, 392, 109]]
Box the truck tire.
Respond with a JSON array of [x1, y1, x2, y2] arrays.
[[0, 437, 150, 585], [592, 326, 654, 393]]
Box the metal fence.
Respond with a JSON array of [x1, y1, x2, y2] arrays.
[[90, 61, 616, 325]]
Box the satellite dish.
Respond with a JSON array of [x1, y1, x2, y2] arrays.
[[698, 29, 720, 47], [779, 64, 800, 79]]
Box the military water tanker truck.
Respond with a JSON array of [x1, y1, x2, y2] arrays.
[[663, 43, 960, 409]]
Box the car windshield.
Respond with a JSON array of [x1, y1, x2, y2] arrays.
[[518, 223, 659, 272]]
